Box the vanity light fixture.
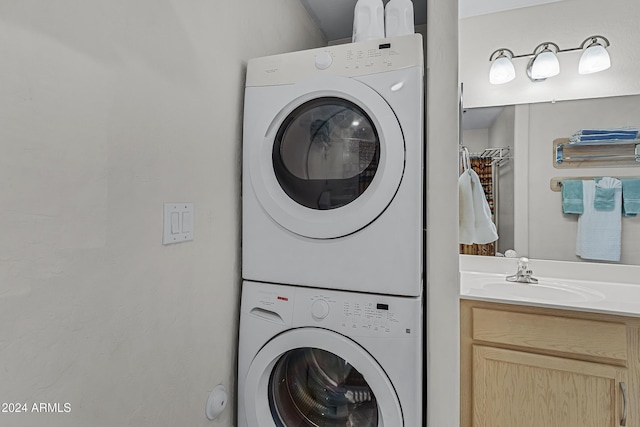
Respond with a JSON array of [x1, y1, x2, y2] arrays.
[[488, 35, 611, 84], [578, 35, 611, 74], [489, 49, 516, 84], [527, 42, 560, 81]]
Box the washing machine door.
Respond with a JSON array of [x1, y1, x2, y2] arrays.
[[248, 75, 405, 239], [243, 328, 403, 427]]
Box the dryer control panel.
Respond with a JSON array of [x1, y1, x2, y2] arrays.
[[246, 34, 424, 87]]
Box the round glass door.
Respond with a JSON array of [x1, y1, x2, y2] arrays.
[[269, 348, 378, 426], [248, 75, 405, 239], [242, 328, 403, 427], [273, 97, 380, 210]]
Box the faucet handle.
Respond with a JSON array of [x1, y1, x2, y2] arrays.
[[517, 257, 530, 269]]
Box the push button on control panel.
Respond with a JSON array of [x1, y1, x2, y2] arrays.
[[311, 299, 330, 320]]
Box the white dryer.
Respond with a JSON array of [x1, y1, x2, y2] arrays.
[[237, 281, 423, 427], [242, 35, 424, 297]]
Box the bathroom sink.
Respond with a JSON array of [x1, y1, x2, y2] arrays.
[[462, 274, 606, 303], [481, 282, 604, 302]]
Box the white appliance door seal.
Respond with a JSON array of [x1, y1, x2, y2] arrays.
[[242, 327, 404, 426], [248, 75, 405, 239]]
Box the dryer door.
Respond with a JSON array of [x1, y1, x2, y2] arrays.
[[248, 75, 405, 239], [243, 328, 403, 427]]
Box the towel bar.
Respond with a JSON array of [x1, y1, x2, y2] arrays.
[[550, 176, 640, 192], [554, 138, 640, 168]]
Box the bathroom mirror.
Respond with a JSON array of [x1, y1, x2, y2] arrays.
[[462, 95, 640, 265], [459, 0, 640, 265]]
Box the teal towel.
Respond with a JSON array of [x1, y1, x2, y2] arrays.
[[594, 187, 615, 210], [622, 179, 640, 217], [593, 178, 620, 211], [562, 180, 583, 214]]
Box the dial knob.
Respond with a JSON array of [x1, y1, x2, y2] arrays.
[[311, 299, 330, 320], [315, 52, 333, 70]]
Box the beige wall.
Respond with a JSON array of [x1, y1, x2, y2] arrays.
[[516, 95, 640, 264], [0, 1, 324, 426], [460, 0, 640, 108]]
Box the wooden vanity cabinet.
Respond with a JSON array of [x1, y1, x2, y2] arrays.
[[461, 300, 640, 427]]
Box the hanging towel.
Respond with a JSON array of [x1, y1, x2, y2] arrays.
[[576, 179, 622, 262], [621, 179, 640, 217], [458, 170, 475, 244], [594, 177, 621, 211], [459, 168, 498, 244], [561, 180, 584, 214]]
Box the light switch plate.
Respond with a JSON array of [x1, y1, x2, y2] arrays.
[[163, 203, 194, 244]]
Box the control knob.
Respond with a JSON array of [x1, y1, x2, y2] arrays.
[[311, 299, 330, 320], [315, 52, 333, 70]]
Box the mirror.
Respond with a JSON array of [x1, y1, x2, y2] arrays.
[[459, 0, 640, 265], [462, 95, 640, 265]]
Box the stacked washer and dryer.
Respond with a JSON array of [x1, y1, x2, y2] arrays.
[[239, 34, 424, 427]]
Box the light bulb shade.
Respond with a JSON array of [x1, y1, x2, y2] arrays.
[[579, 43, 611, 74], [489, 55, 516, 84], [530, 50, 560, 79]]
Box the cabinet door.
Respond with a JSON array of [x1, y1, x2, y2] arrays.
[[473, 345, 628, 427]]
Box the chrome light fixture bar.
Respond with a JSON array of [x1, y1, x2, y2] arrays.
[[489, 35, 611, 84]]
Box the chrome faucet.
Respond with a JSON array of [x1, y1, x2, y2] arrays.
[[506, 257, 539, 284]]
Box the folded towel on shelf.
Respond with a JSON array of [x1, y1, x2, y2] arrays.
[[579, 127, 638, 135], [594, 177, 621, 211], [561, 180, 584, 214], [576, 180, 622, 262], [621, 179, 640, 217], [570, 133, 638, 143], [459, 168, 498, 245], [569, 127, 639, 144]]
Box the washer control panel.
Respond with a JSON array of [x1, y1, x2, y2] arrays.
[[301, 289, 421, 338], [243, 281, 421, 339]]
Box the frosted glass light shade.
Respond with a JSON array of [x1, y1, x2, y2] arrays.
[[530, 50, 560, 79], [579, 44, 611, 74], [489, 56, 516, 84]]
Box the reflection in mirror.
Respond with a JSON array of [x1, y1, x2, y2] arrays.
[[461, 107, 514, 256], [462, 94, 640, 265]]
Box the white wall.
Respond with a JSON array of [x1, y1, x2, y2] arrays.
[[462, 129, 489, 154], [0, 1, 324, 426], [460, 0, 640, 108], [515, 95, 640, 264], [426, 0, 460, 426]]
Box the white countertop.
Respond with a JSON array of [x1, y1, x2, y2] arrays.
[[459, 255, 640, 317]]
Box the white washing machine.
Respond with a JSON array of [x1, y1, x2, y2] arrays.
[[237, 281, 423, 427], [242, 35, 424, 297]]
